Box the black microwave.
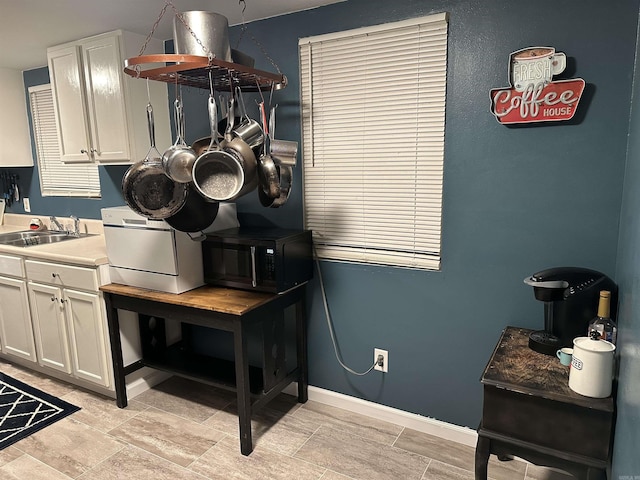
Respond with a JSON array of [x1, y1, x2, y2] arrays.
[[201, 227, 313, 293]]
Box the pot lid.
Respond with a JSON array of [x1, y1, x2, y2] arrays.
[[573, 336, 616, 353]]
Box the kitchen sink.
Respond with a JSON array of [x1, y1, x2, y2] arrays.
[[0, 230, 95, 247]]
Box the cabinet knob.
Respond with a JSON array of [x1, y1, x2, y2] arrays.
[[50, 295, 57, 302], [90, 148, 98, 154], [80, 149, 88, 154], [51, 273, 57, 278]]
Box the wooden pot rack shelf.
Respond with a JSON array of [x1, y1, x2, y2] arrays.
[[124, 54, 287, 92]]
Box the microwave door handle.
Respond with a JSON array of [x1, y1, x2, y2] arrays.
[[250, 245, 257, 287]]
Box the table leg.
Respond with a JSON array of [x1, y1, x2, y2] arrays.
[[104, 293, 128, 408], [475, 435, 490, 480], [586, 468, 607, 480], [296, 291, 308, 403], [233, 320, 253, 455]]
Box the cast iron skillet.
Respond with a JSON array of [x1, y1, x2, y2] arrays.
[[122, 103, 188, 220]]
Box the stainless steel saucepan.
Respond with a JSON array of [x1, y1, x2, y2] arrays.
[[192, 95, 245, 202], [162, 97, 197, 183]]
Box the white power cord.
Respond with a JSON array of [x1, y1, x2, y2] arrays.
[[314, 250, 379, 376]]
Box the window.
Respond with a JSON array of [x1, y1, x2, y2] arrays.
[[299, 12, 448, 270], [28, 84, 101, 197]]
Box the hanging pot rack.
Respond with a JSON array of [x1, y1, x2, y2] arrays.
[[123, 54, 287, 92], [123, 0, 287, 92]]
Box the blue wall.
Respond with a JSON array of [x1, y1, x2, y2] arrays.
[[192, 0, 634, 430], [5, 1, 640, 462], [612, 13, 640, 479]]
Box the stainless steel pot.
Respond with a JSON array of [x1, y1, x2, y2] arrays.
[[270, 139, 298, 167], [122, 103, 188, 220], [232, 86, 264, 150], [192, 95, 244, 202], [173, 11, 232, 61]]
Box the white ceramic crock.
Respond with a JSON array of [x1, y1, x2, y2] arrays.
[[568, 336, 616, 398]]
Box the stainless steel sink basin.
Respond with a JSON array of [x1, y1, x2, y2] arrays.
[[0, 230, 94, 247]]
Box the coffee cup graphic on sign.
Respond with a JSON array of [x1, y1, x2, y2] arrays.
[[510, 47, 566, 92]]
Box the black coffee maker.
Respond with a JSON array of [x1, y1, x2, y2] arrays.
[[524, 267, 617, 355]]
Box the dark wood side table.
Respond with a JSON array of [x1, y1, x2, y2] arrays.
[[100, 282, 308, 456], [475, 327, 615, 480]]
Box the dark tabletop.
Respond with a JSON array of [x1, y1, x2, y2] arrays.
[[481, 326, 614, 411]]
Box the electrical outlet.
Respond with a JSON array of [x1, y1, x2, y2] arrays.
[[23, 197, 30, 212], [374, 348, 388, 373]]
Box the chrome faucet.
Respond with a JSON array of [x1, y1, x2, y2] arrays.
[[49, 215, 80, 236], [70, 215, 80, 237], [49, 216, 65, 232]]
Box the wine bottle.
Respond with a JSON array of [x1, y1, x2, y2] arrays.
[[587, 290, 617, 344]]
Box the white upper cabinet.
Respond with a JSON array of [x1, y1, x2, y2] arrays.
[[47, 30, 171, 164], [0, 68, 34, 167]]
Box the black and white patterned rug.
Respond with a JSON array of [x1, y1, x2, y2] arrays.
[[0, 372, 80, 450]]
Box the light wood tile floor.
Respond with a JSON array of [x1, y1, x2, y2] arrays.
[[0, 360, 573, 480]]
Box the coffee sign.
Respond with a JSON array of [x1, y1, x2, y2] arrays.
[[490, 47, 585, 124]]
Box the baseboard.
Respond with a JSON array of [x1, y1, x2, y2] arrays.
[[283, 383, 478, 448], [126, 367, 172, 399], [123, 371, 478, 448]]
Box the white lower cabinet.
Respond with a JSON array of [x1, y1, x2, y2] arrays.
[[23, 259, 112, 389], [64, 288, 110, 386], [0, 274, 37, 362], [28, 282, 72, 374]]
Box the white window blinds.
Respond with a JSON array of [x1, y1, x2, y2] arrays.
[[299, 13, 448, 271], [28, 84, 101, 198]]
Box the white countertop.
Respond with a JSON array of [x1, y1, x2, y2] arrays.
[[0, 214, 108, 267]]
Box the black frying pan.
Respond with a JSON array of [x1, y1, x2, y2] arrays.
[[165, 183, 219, 233]]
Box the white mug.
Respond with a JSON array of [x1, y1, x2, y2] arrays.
[[510, 47, 566, 92]]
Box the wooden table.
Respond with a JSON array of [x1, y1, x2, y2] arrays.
[[100, 282, 308, 455], [475, 326, 615, 480]]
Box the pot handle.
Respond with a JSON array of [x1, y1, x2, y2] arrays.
[[207, 95, 219, 151], [145, 102, 162, 159], [147, 103, 155, 147], [187, 232, 207, 242], [226, 96, 235, 141], [174, 97, 187, 147], [236, 85, 250, 122]]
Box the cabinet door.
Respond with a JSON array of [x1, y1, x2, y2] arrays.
[[0, 276, 36, 362], [0, 69, 34, 167], [28, 282, 71, 374], [64, 289, 111, 387], [81, 34, 131, 163], [47, 45, 93, 163]]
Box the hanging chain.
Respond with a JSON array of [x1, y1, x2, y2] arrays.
[[235, 0, 248, 48], [137, 0, 212, 58], [133, 0, 284, 89], [137, 2, 169, 56], [234, 0, 282, 75]]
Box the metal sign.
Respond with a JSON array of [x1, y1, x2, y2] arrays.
[[490, 47, 585, 124]]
